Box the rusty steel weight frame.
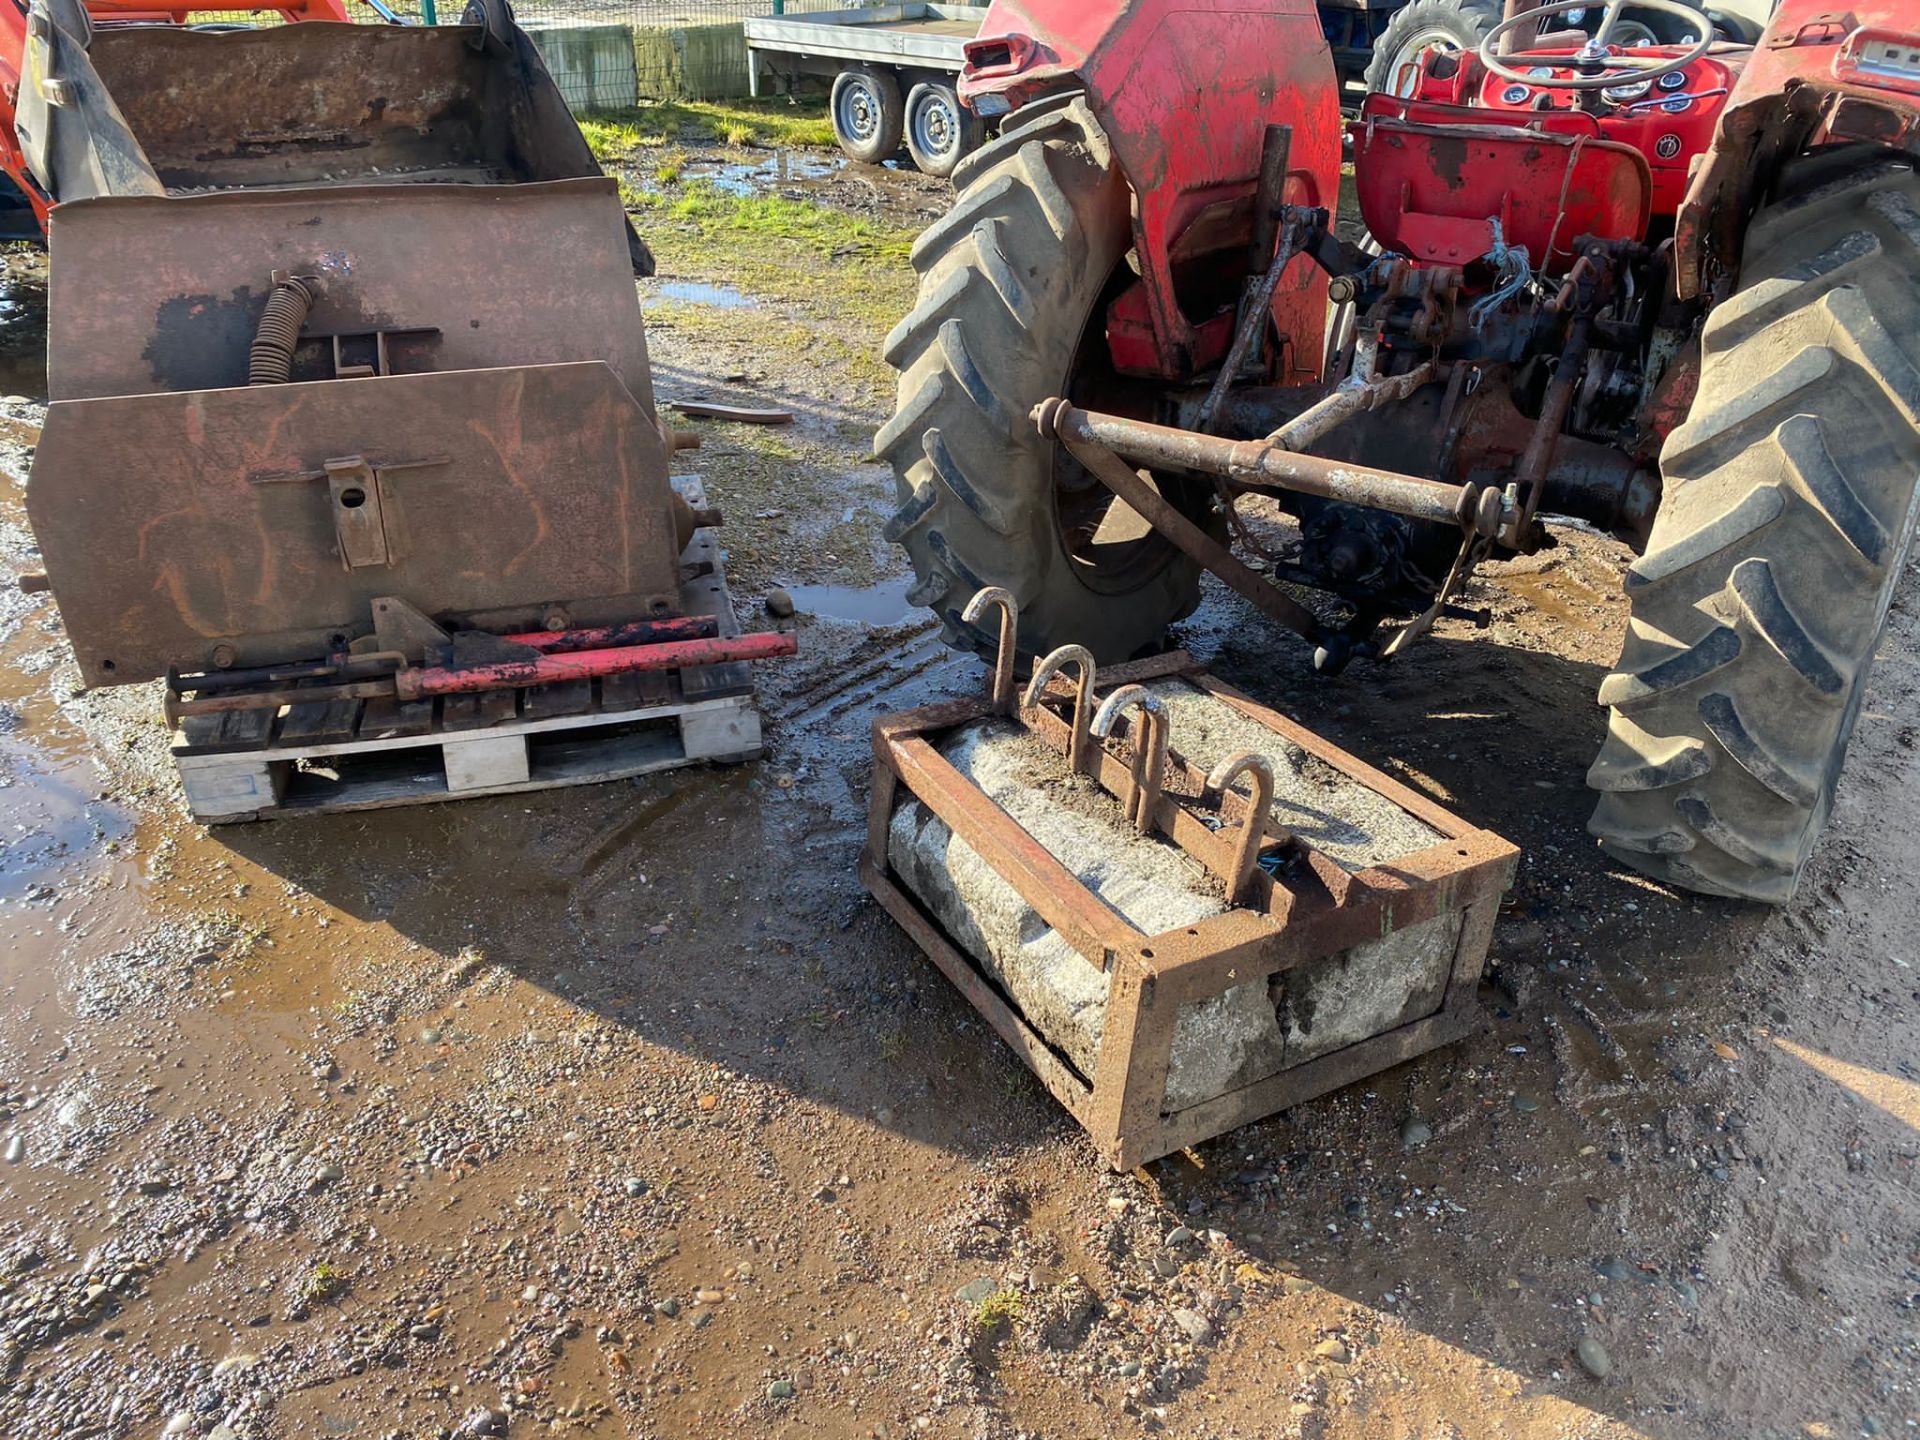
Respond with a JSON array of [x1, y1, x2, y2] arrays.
[[859, 598, 1518, 1170]]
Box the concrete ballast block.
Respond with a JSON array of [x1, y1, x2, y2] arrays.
[[887, 690, 1463, 1113]]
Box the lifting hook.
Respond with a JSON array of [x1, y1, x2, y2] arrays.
[[1091, 685, 1169, 837]]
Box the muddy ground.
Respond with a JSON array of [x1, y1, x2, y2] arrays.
[[1, 125, 1916, 1440]]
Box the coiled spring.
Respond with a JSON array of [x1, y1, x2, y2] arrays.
[[248, 275, 316, 385]]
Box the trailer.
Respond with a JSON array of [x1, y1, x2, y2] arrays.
[[743, 4, 990, 176]]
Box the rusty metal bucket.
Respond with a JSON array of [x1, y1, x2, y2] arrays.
[[19, 4, 642, 255], [19, 7, 685, 690]]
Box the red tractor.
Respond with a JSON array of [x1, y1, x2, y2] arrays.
[[877, 0, 1920, 903]]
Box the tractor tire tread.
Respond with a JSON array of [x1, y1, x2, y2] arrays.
[[1588, 159, 1920, 901], [879, 97, 1203, 663]]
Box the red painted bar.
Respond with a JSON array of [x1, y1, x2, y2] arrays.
[[500, 615, 720, 652], [396, 632, 797, 699]]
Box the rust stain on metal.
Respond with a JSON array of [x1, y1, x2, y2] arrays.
[[1428, 132, 1468, 189], [33, 359, 680, 687]]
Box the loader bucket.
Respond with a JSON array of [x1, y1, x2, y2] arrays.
[[17, 10, 653, 269], [20, 14, 682, 689]]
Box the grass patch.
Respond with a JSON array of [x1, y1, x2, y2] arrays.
[[200, 905, 269, 959], [996, 1064, 1035, 1101], [722, 423, 804, 462], [580, 117, 650, 164], [646, 295, 898, 410], [636, 182, 913, 263], [581, 99, 834, 160], [975, 1288, 1023, 1333], [628, 182, 917, 383], [633, 181, 914, 326], [304, 1260, 348, 1303]]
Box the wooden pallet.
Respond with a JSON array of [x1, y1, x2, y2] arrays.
[[170, 478, 769, 823]]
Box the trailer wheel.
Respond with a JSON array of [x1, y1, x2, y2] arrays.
[[1363, 0, 1498, 96], [877, 98, 1213, 664], [903, 81, 983, 179], [830, 66, 903, 165], [1587, 155, 1920, 902]]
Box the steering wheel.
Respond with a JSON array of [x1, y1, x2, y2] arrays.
[[1478, 0, 1714, 91]]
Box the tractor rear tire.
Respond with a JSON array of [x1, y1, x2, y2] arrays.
[[1364, 0, 1499, 97], [877, 98, 1207, 663], [1587, 154, 1920, 902]]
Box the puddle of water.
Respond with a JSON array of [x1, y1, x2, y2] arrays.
[[685, 149, 844, 198], [786, 574, 917, 627], [0, 733, 130, 905], [0, 506, 123, 892], [0, 264, 49, 401], [655, 279, 759, 310], [0, 685, 141, 1029]]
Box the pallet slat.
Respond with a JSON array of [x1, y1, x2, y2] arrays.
[[600, 669, 677, 711], [176, 706, 278, 754], [177, 712, 227, 753], [178, 694, 762, 822], [523, 678, 592, 720]]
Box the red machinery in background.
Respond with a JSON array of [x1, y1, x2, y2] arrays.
[[956, 0, 1342, 386], [880, 0, 1920, 902]]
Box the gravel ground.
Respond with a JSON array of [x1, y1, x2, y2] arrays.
[[0, 145, 1916, 1440]]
